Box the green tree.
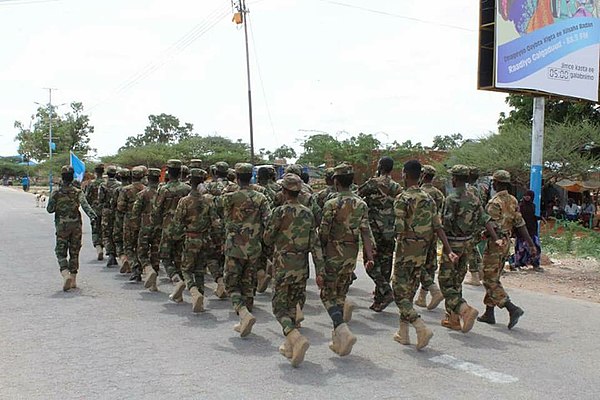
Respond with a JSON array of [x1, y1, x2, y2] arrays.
[[122, 113, 194, 148], [431, 133, 463, 150], [267, 144, 297, 161], [498, 94, 600, 130], [14, 102, 94, 161]]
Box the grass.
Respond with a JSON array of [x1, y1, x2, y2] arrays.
[[540, 220, 600, 260]]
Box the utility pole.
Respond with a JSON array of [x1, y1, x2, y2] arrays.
[[233, 0, 255, 162], [44, 88, 57, 193], [530, 97, 545, 217]]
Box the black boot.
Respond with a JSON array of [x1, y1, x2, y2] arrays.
[[107, 254, 118, 267], [505, 301, 524, 329], [477, 306, 496, 324], [128, 273, 142, 283]]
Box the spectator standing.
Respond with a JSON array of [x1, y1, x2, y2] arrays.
[[515, 190, 543, 272], [21, 175, 30, 192], [581, 196, 595, 228]]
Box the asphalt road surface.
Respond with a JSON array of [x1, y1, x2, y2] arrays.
[[1, 186, 599, 400]]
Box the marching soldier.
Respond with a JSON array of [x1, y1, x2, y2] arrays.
[[98, 165, 121, 267], [84, 163, 105, 260]]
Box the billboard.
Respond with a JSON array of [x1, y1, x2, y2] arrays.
[[494, 1, 600, 101]]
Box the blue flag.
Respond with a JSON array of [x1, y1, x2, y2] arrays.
[[70, 151, 85, 182]]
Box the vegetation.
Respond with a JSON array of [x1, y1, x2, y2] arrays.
[[541, 221, 600, 260]]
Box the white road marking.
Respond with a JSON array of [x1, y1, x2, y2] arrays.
[[430, 354, 519, 384]]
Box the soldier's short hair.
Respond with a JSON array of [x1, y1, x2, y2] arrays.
[[378, 157, 394, 173], [403, 160, 422, 180]]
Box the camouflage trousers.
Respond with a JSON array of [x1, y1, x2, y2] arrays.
[[91, 212, 103, 247], [124, 222, 141, 272], [392, 237, 429, 322], [101, 209, 116, 255], [181, 238, 207, 293], [272, 275, 307, 335], [420, 238, 438, 289], [54, 221, 82, 273], [225, 255, 258, 312], [438, 240, 472, 315], [482, 238, 510, 308], [366, 234, 394, 302], [320, 259, 355, 312], [113, 212, 124, 257], [468, 241, 483, 273], [137, 227, 160, 272], [159, 235, 184, 279]]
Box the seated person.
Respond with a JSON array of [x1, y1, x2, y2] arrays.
[[564, 198, 579, 221], [581, 197, 595, 227]]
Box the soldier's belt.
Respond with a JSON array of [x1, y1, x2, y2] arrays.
[[446, 235, 473, 242], [185, 232, 204, 238]]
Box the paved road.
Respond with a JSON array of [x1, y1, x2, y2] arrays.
[[1, 186, 599, 400]]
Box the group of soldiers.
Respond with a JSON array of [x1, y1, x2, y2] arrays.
[[46, 156, 537, 368]]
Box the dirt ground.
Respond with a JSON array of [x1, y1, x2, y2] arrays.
[[502, 255, 600, 304]]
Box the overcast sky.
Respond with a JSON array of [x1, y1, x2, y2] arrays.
[[0, 0, 510, 159]]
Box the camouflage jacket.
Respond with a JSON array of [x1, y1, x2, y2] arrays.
[[132, 183, 159, 233], [316, 185, 336, 209], [172, 189, 222, 245], [117, 182, 146, 224], [256, 181, 277, 205], [358, 175, 402, 240], [263, 200, 326, 279], [319, 191, 374, 266], [442, 186, 490, 239], [222, 187, 270, 259], [84, 177, 104, 213], [98, 178, 121, 210], [486, 190, 525, 235], [47, 183, 96, 224], [394, 185, 441, 241], [152, 179, 191, 235], [421, 183, 445, 215]]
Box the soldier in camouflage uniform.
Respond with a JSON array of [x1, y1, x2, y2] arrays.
[[98, 165, 121, 267], [133, 168, 162, 291], [477, 170, 536, 330], [117, 166, 147, 282], [319, 163, 375, 357], [84, 163, 105, 260], [181, 164, 189, 184], [263, 173, 324, 367], [47, 166, 97, 291], [172, 168, 222, 313], [358, 157, 401, 312], [391, 160, 457, 351], [152, 159, 191, 301], [415, 164, 446, 310], [465, 167, 485, 286], [438, 165, 500, 332], [222, 163, 270, 337], [113, 168, 131, 272], [204, 161, 231, 299], [255, 166, 277, 294], [316, 168, 336, 209]]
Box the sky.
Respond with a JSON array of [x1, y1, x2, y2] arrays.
[[0, 0, 511, 159]]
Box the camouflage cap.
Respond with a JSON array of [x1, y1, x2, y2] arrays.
[[324, 168, 335, 179], [189, 168, 207, 179], [166, 159, 182, 169], [147, 168, 161, 177], [493, 169, 511, 183], [235, 163, 253, 174], [61, 165, 74, 174], [131, 166, 146, 178], [117, 167, 131, 178], [281, 173, 302, 192], [189, 159, 203, 169], [216, 161, 229, 173], [449, 164, 470, 177], [333, 163, 353, 177], [94, 163, 105, 171], [106, 165, 118, 174], [422, 165, 436, 176], [285, 164, 302, 176]]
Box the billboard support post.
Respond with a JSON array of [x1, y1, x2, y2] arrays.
[[530, 96, 545, 216]]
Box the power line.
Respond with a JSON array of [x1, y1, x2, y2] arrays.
[[89, 4, 231, 111], [247, 12, 276, 138], [317, 0, 475, 32], [0, 0, 59, 6]]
